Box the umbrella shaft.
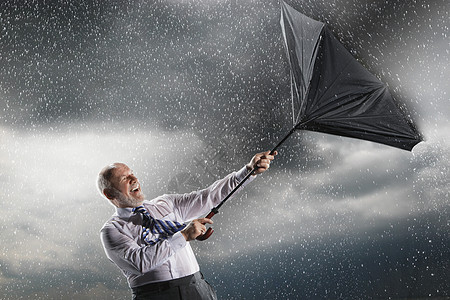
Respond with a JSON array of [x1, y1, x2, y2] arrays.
[[197, 127, 298, 241], [212, 127, 297, 212], [270, 127, 296, 154], [215, 169, 254, 211]]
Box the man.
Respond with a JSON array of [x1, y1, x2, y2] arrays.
[[98, 150, 276, 299]]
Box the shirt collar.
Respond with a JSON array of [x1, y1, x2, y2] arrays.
[[116, 207, 134, 218]]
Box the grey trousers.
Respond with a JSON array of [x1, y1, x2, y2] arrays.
[[131, 272, 217, 300]]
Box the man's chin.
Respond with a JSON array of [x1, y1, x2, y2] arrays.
[[135, 193, 145, 203], [130, 197, 144, 207], [117, 194, 145, 208]]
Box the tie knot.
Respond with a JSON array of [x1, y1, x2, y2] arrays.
[[133, 205, 151, 220], [133, 205, 148, 215]]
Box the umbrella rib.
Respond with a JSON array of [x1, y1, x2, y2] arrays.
[[291, 71, 297, 125], [282, 15, 306, 127], [296, 25, 324, 125]]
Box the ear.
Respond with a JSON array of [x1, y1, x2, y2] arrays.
[[103, 188, 115, 200]]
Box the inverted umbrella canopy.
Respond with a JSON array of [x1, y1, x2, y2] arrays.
[[281, 1, 423, 151]]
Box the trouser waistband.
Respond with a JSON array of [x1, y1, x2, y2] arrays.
[[132, 272, 199, 293]]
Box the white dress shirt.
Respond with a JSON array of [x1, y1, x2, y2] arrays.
[[100, 166, 254, 288]]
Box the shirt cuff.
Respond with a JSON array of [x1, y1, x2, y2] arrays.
[[235, 165, 257, 183], [167, 231, 187, 250]]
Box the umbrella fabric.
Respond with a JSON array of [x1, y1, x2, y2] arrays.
[[280, 1, 422, 151]]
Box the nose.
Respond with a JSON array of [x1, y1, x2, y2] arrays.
[[129, 174, 138, 183]]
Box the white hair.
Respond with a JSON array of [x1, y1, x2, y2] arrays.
[[96, 163, 119, 200]]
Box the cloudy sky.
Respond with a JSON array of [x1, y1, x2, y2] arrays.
[[0, 0, 448, 299]]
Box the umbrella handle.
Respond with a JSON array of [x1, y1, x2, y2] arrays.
[[196, 210, 217, 241]]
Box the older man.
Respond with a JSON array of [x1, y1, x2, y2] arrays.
[[98, 150, 276, 300]]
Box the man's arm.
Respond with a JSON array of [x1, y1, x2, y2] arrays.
[[100, 223, 186, 275], [173, 150, 277, 222]]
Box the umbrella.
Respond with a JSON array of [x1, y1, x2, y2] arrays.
[[280, 1, 422, 151], [196, 1, 423, 241]]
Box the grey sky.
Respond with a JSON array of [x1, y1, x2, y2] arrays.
[[0, 0, 448, 299]]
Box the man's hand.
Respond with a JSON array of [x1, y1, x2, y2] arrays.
[[181, 218, 213, 241], [246, 150, 277, 175]]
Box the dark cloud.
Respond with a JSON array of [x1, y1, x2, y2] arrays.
[[198, 210, 450, 299]]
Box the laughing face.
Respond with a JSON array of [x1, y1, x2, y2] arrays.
[[108, 163, 145, 208]]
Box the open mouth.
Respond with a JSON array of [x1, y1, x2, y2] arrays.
[[130, 184, 140, 193]]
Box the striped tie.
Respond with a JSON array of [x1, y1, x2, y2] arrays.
[[133, 205, 186, 245]]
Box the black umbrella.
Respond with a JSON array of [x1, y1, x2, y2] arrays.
[[197, 1, 423, 241]]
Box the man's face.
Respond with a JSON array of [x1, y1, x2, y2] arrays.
[[109, 163, 145, 208]]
